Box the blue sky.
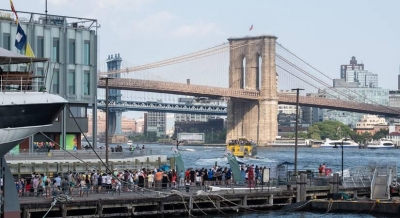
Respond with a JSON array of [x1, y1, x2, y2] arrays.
[[11, 0, 400, 123]]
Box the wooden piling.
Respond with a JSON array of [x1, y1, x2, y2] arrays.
[[296, 173, 307, 202]]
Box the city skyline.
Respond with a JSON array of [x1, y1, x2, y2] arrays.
[[14, 0, 400, 91]]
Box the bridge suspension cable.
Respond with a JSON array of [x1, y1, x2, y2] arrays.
[[276, 42, 400, 114]]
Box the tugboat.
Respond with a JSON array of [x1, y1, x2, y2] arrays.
[[226, 137, 257, 158]]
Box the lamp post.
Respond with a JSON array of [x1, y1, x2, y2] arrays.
[[100, 77, 114, 171], [175, 126, 180, 150], [334, 138, 347, 182], [211, 127, 214, 142], [291, 88, 304, 176]]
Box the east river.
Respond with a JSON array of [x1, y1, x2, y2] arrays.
[[120, 143, 400, 217]]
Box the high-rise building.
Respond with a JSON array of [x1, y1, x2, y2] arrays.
[[146, 112, 166, 137], [0, 10, 98, 150], [340, 56, 364, 80]]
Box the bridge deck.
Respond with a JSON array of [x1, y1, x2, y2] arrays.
[[98, 78, 400, 117]]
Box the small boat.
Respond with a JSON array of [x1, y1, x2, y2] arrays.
[[367, 139, 395, 149], [320, 138, 359, 148], [226, 137, 257, 158], [127, 140, 133, 146]]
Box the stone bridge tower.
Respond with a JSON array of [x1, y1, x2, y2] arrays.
[[226, 35, 278, 146]]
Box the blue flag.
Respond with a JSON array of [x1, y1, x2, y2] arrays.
[[15, 22, 26, 50]]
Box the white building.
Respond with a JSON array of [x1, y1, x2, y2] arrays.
[[355, 115, 387, 128]]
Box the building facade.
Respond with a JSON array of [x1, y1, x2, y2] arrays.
[[0, 10, 98, 150], [146, 112, 166, 137], [340, 56, 364, 80]]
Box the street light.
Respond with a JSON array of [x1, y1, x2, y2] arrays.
[[334, 138, 348, 182], [175, 126, 180, 150], [211, 127, 214, 142], [291, 88, 304, 176], [100, 77, 114, 171]]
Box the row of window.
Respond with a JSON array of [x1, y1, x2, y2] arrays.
[[49, 70, 91, 95], [2, 34, 90, 65]]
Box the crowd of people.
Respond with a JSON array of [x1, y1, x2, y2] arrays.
[[13, 163, 270, 198]]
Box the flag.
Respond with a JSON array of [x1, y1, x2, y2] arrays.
[[25, 42, 35, 57], [249, 24, 253, 31], [10, 0, 18, 22], [15, 22, 26, 50]]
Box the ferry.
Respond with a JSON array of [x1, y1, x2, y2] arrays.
[[127, 140, 133, 146], [367, 139, 395, 149], [226, 138, 257, 158], [320, 138, 359, 148]]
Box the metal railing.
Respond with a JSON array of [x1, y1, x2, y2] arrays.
[[5, 149, 162, 160], [0, 77, 45, 92]]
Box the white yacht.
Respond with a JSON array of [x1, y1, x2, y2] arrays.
[[367, 139, 395, 149], [0, 48, 67, 156], [127, 140, 133, 146], [320, 138, 359, 148]]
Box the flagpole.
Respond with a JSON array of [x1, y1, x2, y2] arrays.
[[45, 0, 48, 24]]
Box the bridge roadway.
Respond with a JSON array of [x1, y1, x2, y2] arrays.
[[98, 78, 400, 117], [95, 100, 227, 115]]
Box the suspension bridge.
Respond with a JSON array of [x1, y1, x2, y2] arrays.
[[96, 35, 400, 146]]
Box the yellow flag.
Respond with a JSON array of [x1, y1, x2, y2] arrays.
[[25, 42, 35, 57]]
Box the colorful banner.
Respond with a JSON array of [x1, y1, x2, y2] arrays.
[[60, 134, 78, 150]]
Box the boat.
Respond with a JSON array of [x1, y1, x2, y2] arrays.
[[226, 137, 257, 158], [367, 139, 395, 149], [0, 48, 67, 155], [0, 48, 67, 217], [127, 140, 133, 146], [320, 138, 359, 148]]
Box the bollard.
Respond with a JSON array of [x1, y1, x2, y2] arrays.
[[296, 173, 307, 202]]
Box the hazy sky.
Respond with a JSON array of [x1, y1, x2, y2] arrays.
[[14, 0, 400, 88], [10, 0, 400, 124]]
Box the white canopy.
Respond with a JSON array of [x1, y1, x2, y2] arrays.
[[0, 47, 47, 64]]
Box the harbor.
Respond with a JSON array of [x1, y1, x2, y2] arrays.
[[5, 144, 400, 217]]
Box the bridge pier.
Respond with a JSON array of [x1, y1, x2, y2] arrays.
[[227, 35, 278, 146]]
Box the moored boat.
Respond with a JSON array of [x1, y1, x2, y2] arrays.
[[0, 48, 67, 156], [320, 138, 359, 148], [367, 139, 395, 149]]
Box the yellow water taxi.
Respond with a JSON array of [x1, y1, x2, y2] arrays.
[[226, 138, 257, 158]]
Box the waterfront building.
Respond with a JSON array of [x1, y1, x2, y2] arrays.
[[354, 115, 387, 134], [0, 10, 98, 150], [174, 97, 220, 122], [389, 90, 400, 108], [87, 111, 137, 137], [146, 112, 166, 137], [323, 87, 389, 127]]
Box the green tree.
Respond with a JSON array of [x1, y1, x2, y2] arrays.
[[372, 129, 389, 140], [308, 121, 353, 140]]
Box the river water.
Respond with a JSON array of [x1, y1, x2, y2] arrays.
[[127, 144, 400, 172], [119, 144, 400, 217]]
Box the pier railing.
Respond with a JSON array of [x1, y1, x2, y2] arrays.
[[5, 149, 161, 161]]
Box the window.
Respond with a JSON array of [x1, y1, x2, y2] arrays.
[[52, 38, 59, 62], [84, 70, 90, 95], [36, 68, 44, 87], [52, 70, 59, 94], [84, 41, 90, 65], [69, 106, 87, 118], [68, 39, 75, 64], [68, 70, 75, 95], [3, 33, 10, 50], [37, 36, 44, 58]]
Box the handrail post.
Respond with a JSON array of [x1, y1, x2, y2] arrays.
[[20, 76, 22, 92]]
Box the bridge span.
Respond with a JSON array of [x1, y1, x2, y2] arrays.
[[98, 78, 400, 117]]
